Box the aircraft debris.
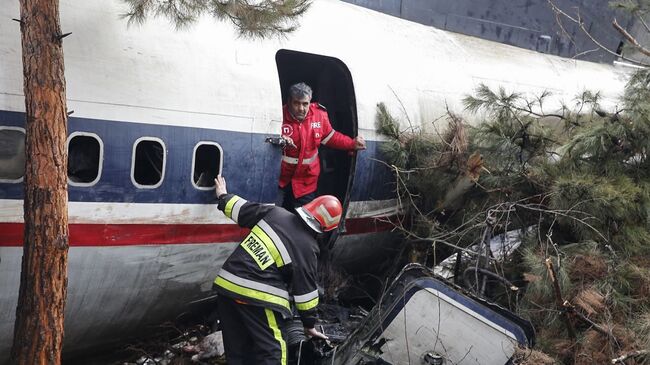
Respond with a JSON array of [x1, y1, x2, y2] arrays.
[[250, 263, 536, 365], [75, 262, 534, 365], [324, 264, 534, 365], [182, 331, 225, 362], [434, 226, 533, 281]]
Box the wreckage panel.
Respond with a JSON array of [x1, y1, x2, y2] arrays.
[[332, 265, 532, 365], [377, 286, 522, 364]]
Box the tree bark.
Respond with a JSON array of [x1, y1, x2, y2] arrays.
[[11, 0, 69, 364]]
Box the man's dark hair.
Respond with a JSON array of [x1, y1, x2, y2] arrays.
[[288, 82, 312, 101]]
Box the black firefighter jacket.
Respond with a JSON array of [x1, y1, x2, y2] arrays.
[[213, 193, 320, 328]]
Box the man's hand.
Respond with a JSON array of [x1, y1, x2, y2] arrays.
[[281, 135, 297, 149], [354, 136, 366, 150], [304, 327, 328, 340], [214, 175, 227, 197]]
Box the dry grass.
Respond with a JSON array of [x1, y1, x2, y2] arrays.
[[573, 288, 606, 317], [551, 339, 577, 364], [568, 254, 608, 284], [512, 347, 558, 364], [575, 325, 639, 365]]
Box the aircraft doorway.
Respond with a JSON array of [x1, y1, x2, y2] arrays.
[[275, 49, 358, 223]]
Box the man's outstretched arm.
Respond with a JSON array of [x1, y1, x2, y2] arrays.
[[320, 116, 366, 151], [215, 175, 274, 228]]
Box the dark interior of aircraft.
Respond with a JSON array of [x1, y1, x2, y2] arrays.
[[133, 140, 164, 186], [0, 129, 25, 180], [275, 49, 358, 220], [68, 135, 100, 183], [193, 144, 221, 188]]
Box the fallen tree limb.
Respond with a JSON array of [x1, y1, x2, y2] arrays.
[[563, 301, 618, 346], [611, 350, 649, 364]]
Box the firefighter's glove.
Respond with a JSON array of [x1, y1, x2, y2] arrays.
[[304, 326, 328, 340]]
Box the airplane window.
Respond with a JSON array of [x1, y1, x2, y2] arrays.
[[192, 142, 222, 189], [0, 127, 25, 182], [68, 133, 103, 185], [132, 138, 165, 188]]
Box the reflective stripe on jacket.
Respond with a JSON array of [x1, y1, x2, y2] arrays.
[[214, 194, 320, 327], [279, 103, 356, 198]]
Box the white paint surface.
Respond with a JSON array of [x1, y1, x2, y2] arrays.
[[0, 0, 629, 137], [377, 288, 520, 364], [0, 199, 397, 224]]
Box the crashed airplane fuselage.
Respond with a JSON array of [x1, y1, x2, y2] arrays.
[[0, 0, 626, 361]]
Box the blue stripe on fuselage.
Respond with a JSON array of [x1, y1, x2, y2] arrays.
[[0, 110, 394, 203]]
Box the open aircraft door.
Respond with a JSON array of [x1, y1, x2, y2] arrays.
[[275, 49, 359, 235]]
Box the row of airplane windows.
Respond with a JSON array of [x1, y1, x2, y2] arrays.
[[0, 127, 222, 189]]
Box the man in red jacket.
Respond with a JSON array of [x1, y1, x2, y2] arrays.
[[278, 82, 366, 211]]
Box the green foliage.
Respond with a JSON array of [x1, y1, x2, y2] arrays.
[[374, 103, 471, 222], [375, 75, 650, 358], [375, 102, 401, 140], [632, 311, 650, 351], [374, 102, 446, 171], [625, 68, 650, 115], [613, 224, 650, 255], [376, 80, 650, 246], [122, 0, 311, 37], [610, 0, 650, 14], [597, 261, 650, 319], [471, 118, 550, 171], [464, 86, 559, 193], [550, 174, 645, 245], [463, 84, 525, 119], [374, 102, 410, 168]]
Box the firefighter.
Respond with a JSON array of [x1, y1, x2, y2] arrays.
[[278, 82, 366, 211], [213, 175, 341, 365]]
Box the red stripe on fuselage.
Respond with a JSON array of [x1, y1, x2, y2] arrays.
[[0, 223, 249, 247], [0, 217, 396, 247], [344, 216, 397, 235]]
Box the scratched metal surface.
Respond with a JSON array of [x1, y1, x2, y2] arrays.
[[0, 243, 236, 362], [343, 0, 633, 63]]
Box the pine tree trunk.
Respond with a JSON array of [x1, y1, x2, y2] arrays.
[[11, 0, 69, 364]]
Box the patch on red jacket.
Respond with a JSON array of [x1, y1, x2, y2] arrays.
[[281, 124, 293, 137]]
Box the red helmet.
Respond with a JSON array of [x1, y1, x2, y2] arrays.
[[296, 195, 343, 233]]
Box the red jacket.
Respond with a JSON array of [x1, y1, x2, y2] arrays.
[[279, 102, 356, 198]]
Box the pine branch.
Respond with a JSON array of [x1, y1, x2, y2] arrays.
[[610, 0, 642, 14], [121, 0, 311, 37], [375, 102, 401, 139]]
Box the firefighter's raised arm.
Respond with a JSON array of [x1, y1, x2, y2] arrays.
[[214, 175, 274, 228]]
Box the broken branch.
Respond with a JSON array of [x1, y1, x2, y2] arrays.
[[547, 0, 650, 66], [563, 300, 618, 345], [545, 258, 576, 339], [611, 350, 649, 364], [612, 18, 650, 57]]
